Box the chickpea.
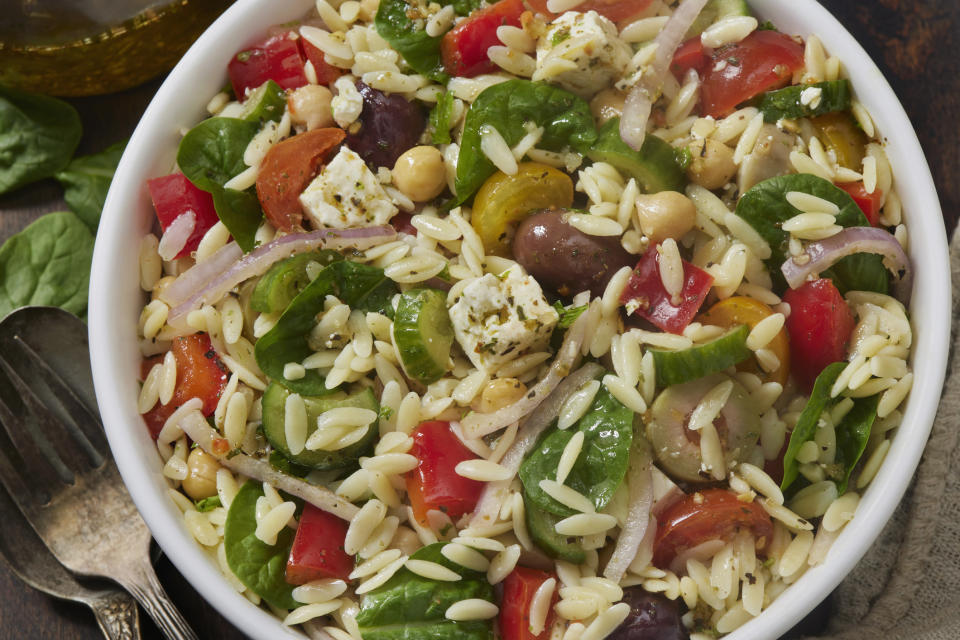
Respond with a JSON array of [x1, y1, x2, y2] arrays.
[[151, 275, 176, 301], [473, 377, 527, 414], [390, 526, 421, 556], [686, 137, 737, 190], [392, 146, 447, 202], [181, 448, 221, 500], [590, 89, 626, 126], [634, 191, 697, 244], [287, 85, 334, 131]]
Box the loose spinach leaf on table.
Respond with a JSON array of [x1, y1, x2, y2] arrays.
[[54, 139, 127, 232], [356, 542, 495, 640], [0, 211, 94, 320], [255, 260, 398, 395], [454, 79, 598, 204], [0, 85, 82, 195], [519, 382, 634, 517], [224, 481, 298, 610], [734, 174, 889, 294], [375, 0, 449, 83]]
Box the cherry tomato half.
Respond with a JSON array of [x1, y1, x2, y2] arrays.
[[700, 296, 791, 386], [783, 278, 855, 392], [441, 0, 524, 77], [526, 0, 654, 23], [839, 182, 883, 227]]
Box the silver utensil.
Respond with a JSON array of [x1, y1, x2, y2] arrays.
[[0, 306, 198, 640]]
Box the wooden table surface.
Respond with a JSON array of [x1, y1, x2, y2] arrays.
[[1, 2, 958, 638]]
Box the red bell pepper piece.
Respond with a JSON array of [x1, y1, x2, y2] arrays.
[[440, 0, 524, 77], [228, 32, 309, 98], [146, 173, 220, 260], [299, 38, 346, 86], [839, 181, 883, 227], [499, 567, 559, 640], [783, 278, 855, 392], [405, 421, 485, 526], [620, 245, 714, 335], [286, 503, 353, 584]]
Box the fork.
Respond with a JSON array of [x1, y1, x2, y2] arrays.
[[0, 306, 198, 640]]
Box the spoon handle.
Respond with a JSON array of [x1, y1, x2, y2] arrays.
[[120, 559, 199, 640], [88, 590, 142, 640]]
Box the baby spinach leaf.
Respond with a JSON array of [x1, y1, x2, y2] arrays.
[[429, 90, 455, 145], [0, 211, 94, 319], [375, 0, 449, 83], [224, 481, 297, 610], [356, 542, 495, 640], [454, 80, 598, 204], [0, 86, 82, 195], [255, 260, 398, 395], [829, 394, 879, 493], [757, 79, 852, 123], [735, 174, 888, 294], [211, 187, 262, 252], [519, 382, 634, 517], [781, 362, 845, 491], [54, 139, 127, 232]]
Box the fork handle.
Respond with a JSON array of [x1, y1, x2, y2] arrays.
[[87, 590, 141, 640], [120, 561, 199, 640]]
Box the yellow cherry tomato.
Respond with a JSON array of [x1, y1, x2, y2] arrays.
[[810, 112, 868, 171], [700, 296, 790, 386], [471, 162, 574, 257]]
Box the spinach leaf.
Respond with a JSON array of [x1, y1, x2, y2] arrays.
[[757, 80, 852, 123], [0, 86, 82, 195], [429, 90, 455, 145], [255, 260, 398, 395], [519, 382, 634, 517], [356, 542, 495, 640], [54, 139, 126, 232], [454, 80, 598, 204], [781, 362, 844, 491], [734, 174, 888, 293], [375, 0, 449, 83], [830, 394, 879, 493], [224, 481, 298, 610], [0, 211, 94, 319], [452, 0, 483, 15], [552, 301, 587, 329], [211, 187, 262, 252]]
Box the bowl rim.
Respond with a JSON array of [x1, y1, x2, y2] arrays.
[[88, 0, 951, 638]]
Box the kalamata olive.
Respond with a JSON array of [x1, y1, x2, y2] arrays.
[[608, 588, 689, 640], [512, 209, 635, 298], [345, 81, 426, 168]]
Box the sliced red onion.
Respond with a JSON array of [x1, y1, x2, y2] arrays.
[[162, 226, 397, 329], [620, 0, 709, 150], [179, 411, 360, 521], [157, 210, 196, 261], [461, 307, 592, 440], [603, 439, 654, 583], [468, 362, 604, 530], [160, 241, 243, 308], [781, 226, 912, 300]]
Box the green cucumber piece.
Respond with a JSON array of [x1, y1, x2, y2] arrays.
[[251, 250, 343, 314], [757, 80, 852, 123], [586, 118, 686, 194], [686, 0, 752, 38], [392, 288, 454, 385], [524, 490, 586, 563], [652, 324, 752, 388], [261, 382, 378, 470], [239, 79, 288, 125]]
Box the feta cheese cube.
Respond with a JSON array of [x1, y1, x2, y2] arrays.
[[535, 11, 632, 98], [299, 146, 398, 229], [331, 76, 363, 129], [449, 266, 559, 373]]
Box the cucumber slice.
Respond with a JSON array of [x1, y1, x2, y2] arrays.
[[686, 0, 752, 38], [251, 250, 343, 314], [261, 382, 378, 470], [757, 80, 852, 123], [652, 324, 751, 388], [524, 490, 586, 563], [239, 79, 288, 125], [586, 118, 686, 194], [392, 288, 454, 385]]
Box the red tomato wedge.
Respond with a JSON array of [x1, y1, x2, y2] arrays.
[[286, 503, 353, 584], [671, 37, 710, 79], [783, 279, 855, 392], [526, 0, 654, 22], [499, 567, 559, 640], [146, 173, 220, 259], [700, 30, 805, 118], [620, 245, 714, 335], [228, 32, 309, 98], [653, 489, 773, 569], [141, 334, 229, 438], [839, 182, 883, 226], [405, 421, 485, 526], [299, 38, 346, 86], [441, 0, 524, 77], [255, 127, 346, 231]]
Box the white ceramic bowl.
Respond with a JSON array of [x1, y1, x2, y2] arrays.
[[89, 1, 951, 638]]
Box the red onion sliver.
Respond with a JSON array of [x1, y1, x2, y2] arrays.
[[157, 210, 196, 261], [603, 438, 654, 583], [781, 226, 912, 300]]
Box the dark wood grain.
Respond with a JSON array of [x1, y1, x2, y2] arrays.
[[0, 2, 957, 638]]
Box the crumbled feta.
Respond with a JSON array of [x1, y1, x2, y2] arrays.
[[331, 75, 363, 128], [448, 266, 559, 373], [534, 11, 632, 98], [299, 146, 398, 229]]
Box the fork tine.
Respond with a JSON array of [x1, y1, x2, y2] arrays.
[[11, 336, 106, 464], [0, 392, 60, 505]]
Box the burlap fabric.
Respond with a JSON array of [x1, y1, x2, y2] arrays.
[[803, 228, 960, 640]]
